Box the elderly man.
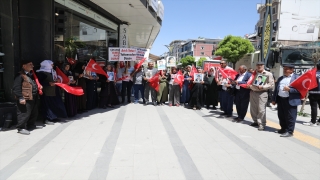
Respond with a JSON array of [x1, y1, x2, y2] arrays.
[[143, 62, 158, 106], [232, 65, 252, 123], [272, 64, 300, 137], [12, 60, 43, 135], [216, 60, 233, 117], [249, 62, 274, 131]]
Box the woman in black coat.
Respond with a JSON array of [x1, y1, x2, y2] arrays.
[[99, 64, 119, 108]]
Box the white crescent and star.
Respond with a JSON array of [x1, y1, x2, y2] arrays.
[[302, 79, 311, 89], [57, 75, 63, 83], [92, 64, 98, 70]]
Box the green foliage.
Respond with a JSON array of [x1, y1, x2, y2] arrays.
[[215, 35, 255, 66], [297, 112, 309, 117], [197, 57, 207, 67], [65, 37, 85, 58], [180, 55, 195, 67]]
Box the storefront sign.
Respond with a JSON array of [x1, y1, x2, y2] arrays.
[[65, 0, 95, 19], [109, 47, 120, 61], [119, 25, 128, 48], [157, 1, 164, 20], [149, 0, 158, 12], [94, 14, 118, 31], [119, 48, 137, 61], [55, 0, 118, 31]]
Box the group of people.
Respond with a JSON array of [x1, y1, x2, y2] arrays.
[[12, 58, 320, 137]]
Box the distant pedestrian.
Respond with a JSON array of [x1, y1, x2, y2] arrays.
[[168, 67, 181, 107], [272, 64, 300, 137], [132, 65, 145, 104]]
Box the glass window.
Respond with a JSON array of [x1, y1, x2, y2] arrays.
[[281, 49, 314, 65]]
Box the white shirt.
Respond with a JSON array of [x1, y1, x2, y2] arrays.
[[278, 74, 292, 97], [123, 67, 134, 81], [236, 72, 246, 89]]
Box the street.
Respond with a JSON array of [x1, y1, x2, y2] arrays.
[[0, 103, 319, 180]]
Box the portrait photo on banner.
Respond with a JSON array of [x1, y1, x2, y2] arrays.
[[253, 75, 267, 86], [107, 71, 114, 81], [166, 56, 176, 67], [194, 73, 203, 83], [157, 60, 166, 70]]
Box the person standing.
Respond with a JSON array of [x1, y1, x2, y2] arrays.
[[303, 63, 320, 127], [121, 62, 134, 104], [143, 62, 158, 106], [99, 65, 119, 108], [62, 63, 78, 117], [86, 70, 99, 110], [249, 62, 275, 131], [167, 67, 181, 107], [131, 65, 145, 104], [157, 70, 168, 105], [189, 69, 205, 110], [181, 66, 192, 106], [272, 64, 300, 137], [74, 62, 87, 113], [12, 60, 43, 135], [114, 61, 124, 102], [37, 60, 68, 124], [204, 67, 219, 110], [216, 60, 233, 113], [233, 65, 252, 123]]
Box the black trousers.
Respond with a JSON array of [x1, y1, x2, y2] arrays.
[[122, 81, 133, 103], [16, 95, 39, 130], [235, 90, 250, 120], [309, 94, 320, 123], [277, 96, 297, 134]]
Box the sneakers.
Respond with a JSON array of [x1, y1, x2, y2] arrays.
[[18, 129, 30, 135], [0, 52, 5, 56], [45, 120, 55, 125], [258, 125, 265, 131], [134, 100, 138, 104], [302, 122, 318, 127]]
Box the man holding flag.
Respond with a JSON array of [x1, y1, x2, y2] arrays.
[[272, 64, 300, 137], [249, 62, 274, 131], [143, 62, 158, 106]]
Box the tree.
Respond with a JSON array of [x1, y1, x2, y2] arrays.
[[215, 35, 255, 67], [180, 55, 195, 67], [197, 57, 207, 67]]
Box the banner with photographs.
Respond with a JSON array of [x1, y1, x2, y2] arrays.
[[157, 60, 166, 70], [166, 56, 176, 67]]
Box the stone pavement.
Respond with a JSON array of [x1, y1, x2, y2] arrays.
[[0, 102, 319, 180]]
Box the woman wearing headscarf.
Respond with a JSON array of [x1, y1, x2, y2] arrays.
[[62, 63, 78, 117], [36, 60, 67, 124], [203, 67, 218, 110], [189, 69, 205, 110], [99, 64, 119, 108], [74, 62, 87, 113], [181, 65, 192, 106], [167, 67, 181, 107], [85, 59, 99, 110], [157, 70, 168, 105]]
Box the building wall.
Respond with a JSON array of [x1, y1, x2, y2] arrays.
[[193, 44, 214, 57]]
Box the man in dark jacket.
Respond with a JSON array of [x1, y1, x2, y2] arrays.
[[272, 64, 301, 137], [12, 60, 43, 135]]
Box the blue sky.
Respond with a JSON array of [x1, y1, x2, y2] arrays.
[[151, 0, 264, 56]]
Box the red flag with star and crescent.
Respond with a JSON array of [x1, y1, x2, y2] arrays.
[[55, 67, 70, 84], [134, 57, 147, 69], [290, 68, 317, 99], [240, 71, 257, 88], [149, 72, 160, 92], [190, 65, 198, 80], [85, 59, 108, 78], [174, 70, 184, 89]]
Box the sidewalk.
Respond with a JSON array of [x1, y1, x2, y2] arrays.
[[0, 103, 319, 180]]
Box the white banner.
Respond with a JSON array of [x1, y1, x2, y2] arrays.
[[109, 48, 120, 61], [132, 47, 147, 61], [278, 0, 320, 41], [157, 1, 164, 20], [119, 25, 128, 48], [119, 48, 137, 61]]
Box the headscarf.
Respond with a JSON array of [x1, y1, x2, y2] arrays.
[[36, 60, 53, 73]]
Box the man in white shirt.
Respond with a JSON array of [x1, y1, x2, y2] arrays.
[[143, 62, 158, 106]]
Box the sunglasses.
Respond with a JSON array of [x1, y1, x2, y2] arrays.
[[220, 63, 226, 65]]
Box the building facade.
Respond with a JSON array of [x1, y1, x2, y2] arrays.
[[0, 0, 163, 101]]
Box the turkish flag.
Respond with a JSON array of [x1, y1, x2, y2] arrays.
[[218, 67, 228, 79], [134, 57, 146, 69], [240, 71, 256, 88], [85, 59, 108, 78], [174, 70, 184, 89], [32, 70, 43, 95], [149, 72, 160, 92], [55, 83, 84, 96], [290, 68, 317, 98], [223, 68, 238, 80], [66, 57, 76, 65], [213, 56, 222, 60], [190, 65, 198, 80], [56, 67, 70, 84]]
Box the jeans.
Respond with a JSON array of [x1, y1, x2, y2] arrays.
[[133, 84, 145, 102]]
